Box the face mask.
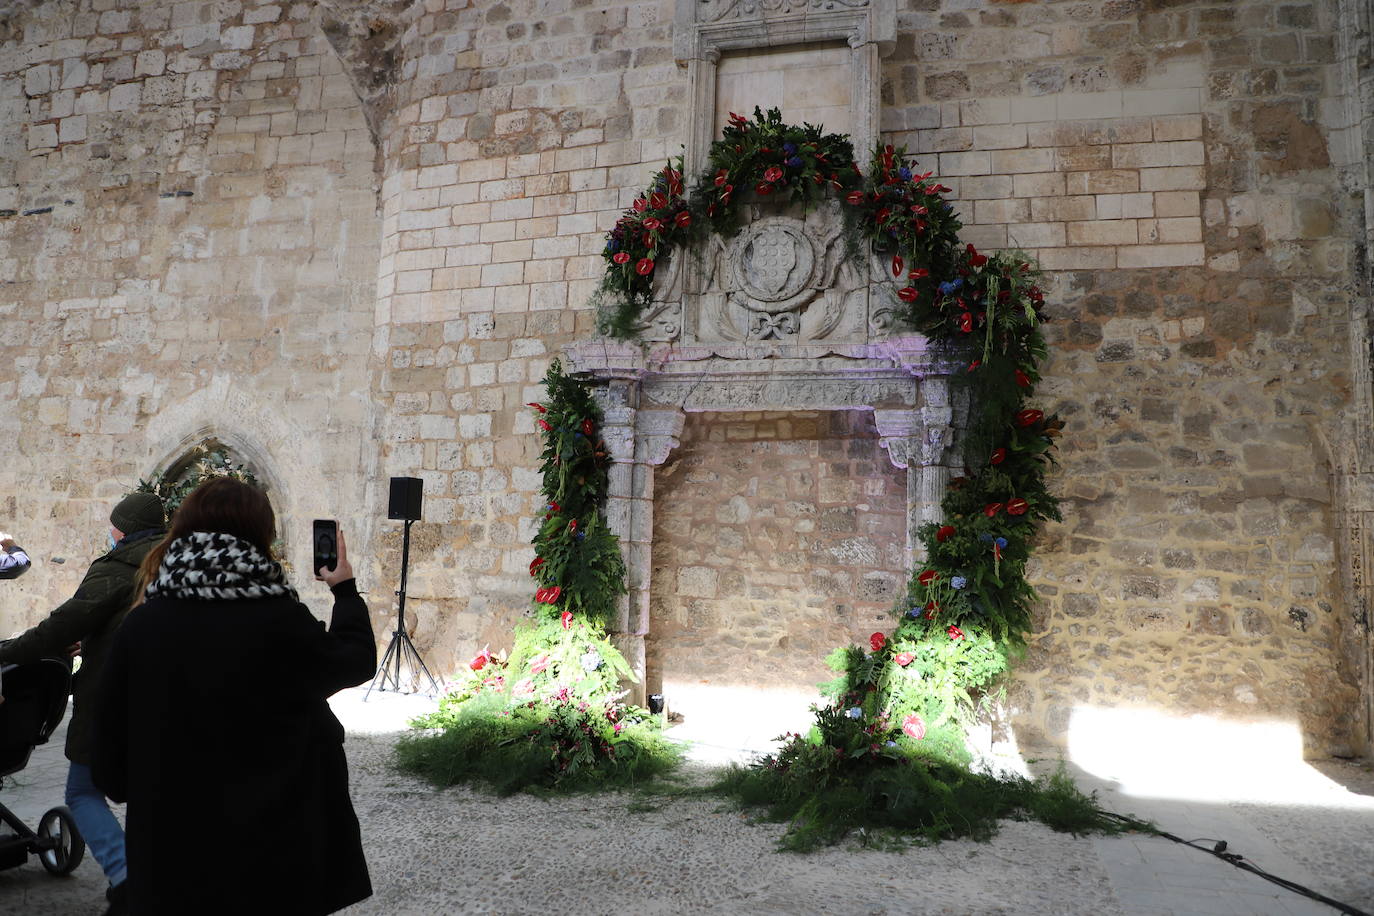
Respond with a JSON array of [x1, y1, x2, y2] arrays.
[[108, 532, 118, 550]]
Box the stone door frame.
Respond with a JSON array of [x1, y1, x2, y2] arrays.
[[565, 334, 961, 701]]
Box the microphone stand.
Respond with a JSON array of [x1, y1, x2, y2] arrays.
[[365, 517, 439, 699]]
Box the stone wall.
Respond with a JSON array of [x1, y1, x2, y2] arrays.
[[1, 0, 1368, 756], [647, 410, 908, 699], [0, 1, 381, 629]]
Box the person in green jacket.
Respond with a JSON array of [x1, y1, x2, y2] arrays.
[[0, 491, 166, 916]]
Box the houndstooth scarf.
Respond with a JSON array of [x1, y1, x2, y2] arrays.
[[144, 531, 297, 603]]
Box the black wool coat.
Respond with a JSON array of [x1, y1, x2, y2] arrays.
[[92, 579, 376, 916]]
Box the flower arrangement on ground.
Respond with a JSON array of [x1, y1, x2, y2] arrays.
[[398, 362, 680, 792]]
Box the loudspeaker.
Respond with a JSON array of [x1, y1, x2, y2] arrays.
[[388, 476, 423, 521]]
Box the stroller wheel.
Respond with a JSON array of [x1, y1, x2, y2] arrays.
[[37, 806, 85, 876]]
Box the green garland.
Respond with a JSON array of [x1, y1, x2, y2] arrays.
[[135, 443, 258, 516], [593, 110, 1099, 848], [400, 361, 679, 792]]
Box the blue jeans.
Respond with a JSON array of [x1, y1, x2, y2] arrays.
[[65, 762, 126, 887]]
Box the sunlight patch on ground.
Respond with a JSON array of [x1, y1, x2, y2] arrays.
[[1067, 705, 1374, 810]]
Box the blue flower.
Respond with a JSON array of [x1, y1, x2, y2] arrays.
[[937, 278, 964, 296], [941, 202, 953, 212], [886, 740, 898, 748], [606, 239, 619, 252], [899, 166, 912, 181], [846, 707, 863, 719], [786, 156, 803, 168], [783, 142, 797, 154], [951, 576, 967, 589], [907, 607, 921, 618], [995, 537, 1008, 549], [978, 533, 993, 544]]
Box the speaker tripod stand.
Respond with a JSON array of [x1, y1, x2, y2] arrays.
[[366, 517, 439, 699]]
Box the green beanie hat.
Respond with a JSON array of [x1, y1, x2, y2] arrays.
[[110, 492, 166, 534]]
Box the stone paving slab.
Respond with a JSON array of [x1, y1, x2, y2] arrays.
[[1, 687, 1371, 915]]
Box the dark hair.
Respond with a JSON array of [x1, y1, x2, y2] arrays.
[[133, 477, 275, 604]]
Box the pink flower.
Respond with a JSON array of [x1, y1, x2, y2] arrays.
[[530, 654, 550, 674], [902, 714, 926, 740], [514, 679, 534, 696], [894, 652, 915, 667]]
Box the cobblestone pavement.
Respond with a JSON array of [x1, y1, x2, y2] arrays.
[[3, 687, 1371, 915]]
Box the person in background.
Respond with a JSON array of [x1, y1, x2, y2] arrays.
[[93, 477, 375, 916], [0, 530, 31, 579], [0, 493, 167, 916]]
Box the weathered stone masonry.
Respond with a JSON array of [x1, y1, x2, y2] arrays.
[[1, 0, 1370, 756]]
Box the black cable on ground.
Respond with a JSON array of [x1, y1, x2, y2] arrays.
[[1100, 812, 1371, 916]]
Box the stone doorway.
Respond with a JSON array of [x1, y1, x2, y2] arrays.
[[645, 409, 908, 749]]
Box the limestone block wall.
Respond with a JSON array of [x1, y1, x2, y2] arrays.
[[0, 1, 381, 632], [647, 411, 908, 698], [357, 0, 1363, 754], [882, 0, 1361, 754], [0, 0, 1367, 756]]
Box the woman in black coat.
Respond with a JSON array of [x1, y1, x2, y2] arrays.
[[93, 478, 375, 915]]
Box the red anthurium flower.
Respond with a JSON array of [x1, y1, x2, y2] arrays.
[[469, 648, 491, 671], [529, 556, 545, 576], [990, 448, 1007, 465], [537, 418, 552, 431], [649, 192, 667, 209], [568, 519, 578, 532], [632, 198, 646, 212], [894, 652, 915, 668], [924, 600, 940, 618], [936, 525, 956, 543], [714, 168, 728, 186], [1015, 408, 1044, 427], [642, 217, 662, 231], [1007, 498, 1029, 516], [707, 203, 717, 217], [581, 418, 594, 436], [891, 254, 904, 277], [897, 286, 918, 303], [968, 359, 981, 372], [909, 267, 929, 279], [635, 258, 655, 276], [1014, 369, 1031, 388], [984, 502, 1004, 517], [548, 500, 561, 513], [675, 210, 691, 228], [958, 312, 973, 333], [612, 251, 630, 264], [560, 610, 573, 630], [947, 625, 965, 640], [536, 586, 562, 604], [911, 204, 929, 215], [902, 713, 926, 739], [845, 190, 865, 205], [870, 632, 886, 652], [755, 182, 773, 196], [764, 165, 784, 183], [918, 569, 940, 585], [526, 402, 546, 412], [970, 252, 988, 268]]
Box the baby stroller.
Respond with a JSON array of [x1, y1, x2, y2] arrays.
[[0, 657, 86, 875]]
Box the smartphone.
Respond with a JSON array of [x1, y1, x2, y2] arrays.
[[312, 519, 338, 573]]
